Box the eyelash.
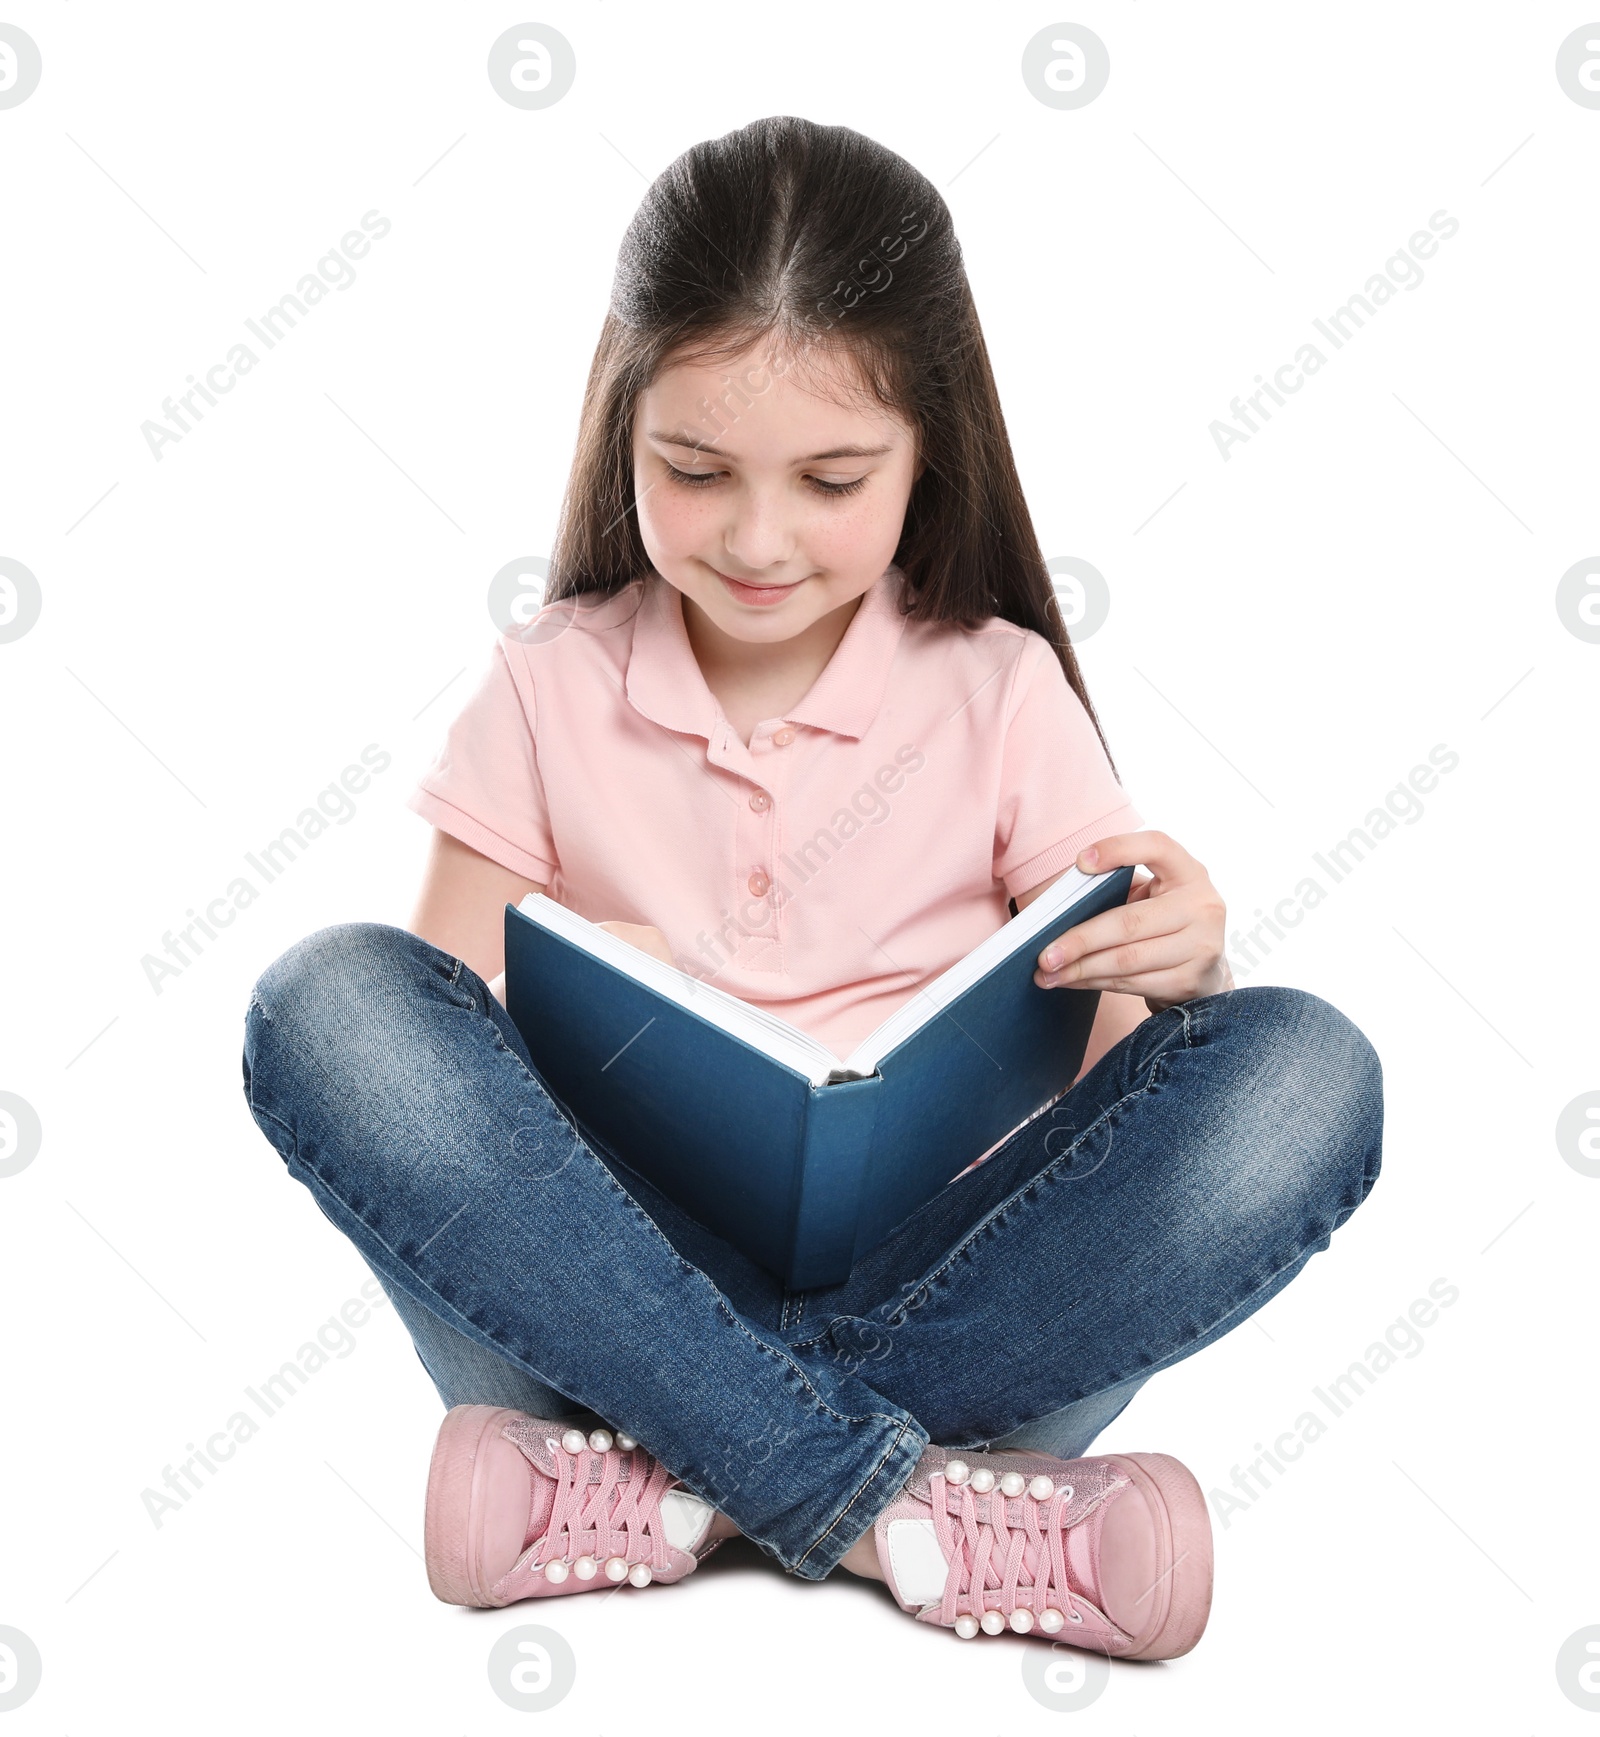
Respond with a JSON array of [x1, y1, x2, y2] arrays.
[[662, 461, 868, 499]]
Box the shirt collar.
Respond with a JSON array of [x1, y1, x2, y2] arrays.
[[624, 564, 910, 743]]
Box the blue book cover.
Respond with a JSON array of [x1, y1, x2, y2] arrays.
[[504, 864, 1135, 1289]]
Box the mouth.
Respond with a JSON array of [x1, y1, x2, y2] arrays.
[[712, 568, 806, 607]]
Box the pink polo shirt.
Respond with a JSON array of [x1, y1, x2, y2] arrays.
[[407, 564, 1142, 1062]]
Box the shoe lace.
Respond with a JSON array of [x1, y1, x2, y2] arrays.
[[929, 1470, 1087, 1629], [528, 1441, 678, 1574]]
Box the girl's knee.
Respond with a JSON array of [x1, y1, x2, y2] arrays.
[[1212, 983, 1379, 1099], [246, 921, 432, 1037], [242, 923, 445, 1113], [1206, 984, 1384, 1219], [241, 922, 451, 1157]]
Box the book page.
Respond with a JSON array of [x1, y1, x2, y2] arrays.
[[841, 865, 1105, 1073], [513, 895, 841, 1085], [515, 864, 1115, 1088]]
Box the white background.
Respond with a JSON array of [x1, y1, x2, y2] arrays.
[[1, 2, 1596, 1730]]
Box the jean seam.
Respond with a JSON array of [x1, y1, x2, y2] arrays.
[[439, 953, 475, 1009], [987, 1199, 1365, 1420], [469, 1025, 850, 1425], [965, 992, 1379, 1435], [249, 933, 922, 1571], [928, 1048, 1379, 1439], [329, 998, 914, 1440], [244, 999, 296, 1141], [251, 1100, 296, 1146], [284, 1130, 908, 1563], [787, 1010, 1195, 1351], [480, 1025, 665, 1196], [476, 1015, 901, 1422], [273, 1131, 797, 1564]]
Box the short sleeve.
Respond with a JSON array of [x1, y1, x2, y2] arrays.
[[406, 637, 558, 885], [993, 638, 1143, 900]]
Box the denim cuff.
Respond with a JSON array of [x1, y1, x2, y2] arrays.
[[788, 1414, 929, 1581]]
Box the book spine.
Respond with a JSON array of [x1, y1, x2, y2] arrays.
[[785, 1074, 883, 1290]]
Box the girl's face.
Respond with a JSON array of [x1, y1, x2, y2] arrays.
[[631, 340, 920, 648]]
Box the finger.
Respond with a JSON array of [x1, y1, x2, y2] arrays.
[[1076, 829, 1205, 883], [1036, 929, 1195, 990], [1037, 888, 1188, 972], [1054, 961, 1198, 1000]]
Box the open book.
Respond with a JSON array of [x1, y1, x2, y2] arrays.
[[504, 863, 1134, 1288]]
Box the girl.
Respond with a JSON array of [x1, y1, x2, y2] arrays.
[[241, 116, 1382, 1656]]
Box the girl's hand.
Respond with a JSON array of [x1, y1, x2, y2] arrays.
[[1033, 831, 1234, 1014], [596, 920, 678, 967]]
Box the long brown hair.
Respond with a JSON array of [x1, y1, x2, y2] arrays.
[[545, 114, 1120, 780]]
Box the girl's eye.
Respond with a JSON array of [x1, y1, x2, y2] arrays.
[[663, 462, 721, 488], [661, 461, 867, 499]]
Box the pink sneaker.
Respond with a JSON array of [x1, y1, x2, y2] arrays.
[[423, 1405, 721, 1608], [870, 1444, 1212, 1657]]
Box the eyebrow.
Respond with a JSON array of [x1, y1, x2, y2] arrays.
[[645, 428, 894, 463]]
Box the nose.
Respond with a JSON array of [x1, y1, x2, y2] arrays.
[[721, 484, 796, 573]]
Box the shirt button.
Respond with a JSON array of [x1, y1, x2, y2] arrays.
[[747, 869, 771, 897], [750, 791, 771, 812], [772, 727, 796, 747]]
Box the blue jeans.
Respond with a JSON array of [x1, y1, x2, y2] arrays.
[[240, 923, 1382, 1580]]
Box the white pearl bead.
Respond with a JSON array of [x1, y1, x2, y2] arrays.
[[615, 1433, 637, 1452], [627, 1562, 653, 1587], [1039, 1607, 1065, 1634], [954, 1613, 980, 1639], [560, 1428, 586, 1453], [574, 1555, 597, 1580], [604, 1556, 629, 1582], [588, 1428, 614, 1453], [543, 1558, 569, 1583], [1028, 1475, 1055, 1501], [969, 1467, 996, 1493], [980, 1609, 1006, 1634], [1000, 1472, 1026, 1496], [1009, 1608, 1034, 1633], [943, 1459, 970, 1485]]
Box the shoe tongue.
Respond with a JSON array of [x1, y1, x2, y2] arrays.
[[921, 1464, 1127, 1610], [525, 1464, 557, 1549], [500, 1417, 678, 1553], [1009, 1504, 1101, 1600], [501, 1415, 565, 1476]]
